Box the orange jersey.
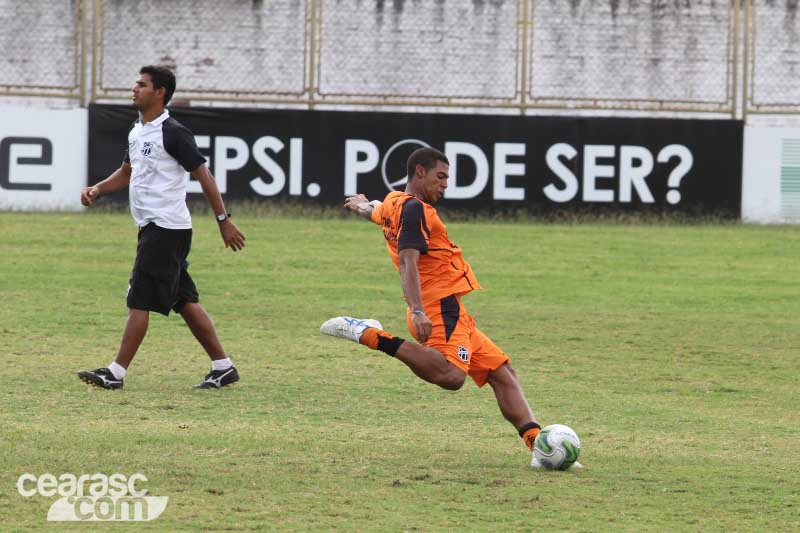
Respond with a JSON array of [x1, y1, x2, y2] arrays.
[[370, 191, 481, 304]]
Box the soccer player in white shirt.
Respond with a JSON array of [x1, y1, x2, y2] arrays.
[[78, 65, 245, 389]]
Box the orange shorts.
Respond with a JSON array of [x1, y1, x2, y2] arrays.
[[406, 294, 510, 387]]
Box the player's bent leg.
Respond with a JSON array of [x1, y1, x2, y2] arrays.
[[486, 364, 583, 470], [486, 363, 541, 445], [487, 364, 536, 427], [180, 303, 240, 389], [320, 316, 465, 390], [395, 342, 466, 391], [77, 308, 149, 389], [114, 308, 150, 369], [179, 302, 226, 359]]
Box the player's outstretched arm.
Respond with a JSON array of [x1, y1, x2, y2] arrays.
[[191, 164, 246, 252], [80, 162, 132, 207], [344, 194, 381, 220]]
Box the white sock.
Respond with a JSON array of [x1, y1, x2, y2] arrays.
[[211, 357, 233, 371], [108, 361, 127, 380]]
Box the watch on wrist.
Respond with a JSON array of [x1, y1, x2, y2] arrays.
[[216, 212, 231, 223], [412, 309, 426, 316]]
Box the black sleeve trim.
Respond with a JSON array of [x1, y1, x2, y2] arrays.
[[398, 199, 429, 254], [420, 206, 431, 240], [162, 117, 207, 172]]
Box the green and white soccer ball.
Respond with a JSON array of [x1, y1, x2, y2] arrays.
[[533, 424, 581, 470]]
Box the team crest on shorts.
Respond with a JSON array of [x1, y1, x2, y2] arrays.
[[457, 346, 469, 362]]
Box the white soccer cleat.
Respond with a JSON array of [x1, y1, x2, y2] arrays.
[[530, 452, 583, 470], [320, 316, 383, 343], [530, 453, 542, 468]]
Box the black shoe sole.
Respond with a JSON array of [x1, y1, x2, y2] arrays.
[[194, 379, 240, 389], [77, 371, 123, 390], [194, 373, 240, 389]]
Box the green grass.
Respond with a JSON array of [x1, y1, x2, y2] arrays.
[[1, 212, 798, 531]]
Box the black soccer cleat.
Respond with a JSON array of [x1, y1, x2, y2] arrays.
[[77, 368, 124, 390], [194, 366, 240, 389]]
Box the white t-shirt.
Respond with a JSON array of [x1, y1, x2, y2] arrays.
[[124, 110, 206, 229]]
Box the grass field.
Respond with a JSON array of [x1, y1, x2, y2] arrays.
[[0, 211, 798, 531]]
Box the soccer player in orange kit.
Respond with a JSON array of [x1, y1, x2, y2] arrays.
[[321, 147, 581, 469]]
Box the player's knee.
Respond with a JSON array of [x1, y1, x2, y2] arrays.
[[439, 369, 466, 391], [488, 363, 517, 387]]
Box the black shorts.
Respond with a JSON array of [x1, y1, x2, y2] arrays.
[[127, 223, 199, 316]]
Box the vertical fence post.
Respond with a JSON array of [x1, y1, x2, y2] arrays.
[[730, 0, 739, 119], [90, 0, 101, 104], [78, 0, 87, 106], [742, 0, 751, 122], [308, 0, 317, 109], [518, 0, 529, 115]]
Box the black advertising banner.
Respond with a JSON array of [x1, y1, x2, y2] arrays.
[[89, 104, 743, 215]]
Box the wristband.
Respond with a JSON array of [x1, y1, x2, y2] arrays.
[[216, 212, 231, 223], [412, 309, 426, 316]]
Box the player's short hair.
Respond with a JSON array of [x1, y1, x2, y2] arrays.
[[407, 147, 449, 180], [140, 65, 176, 106]]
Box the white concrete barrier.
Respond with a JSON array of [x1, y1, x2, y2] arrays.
[[742, 126, 800, 224], [0, 107, 87, 211]]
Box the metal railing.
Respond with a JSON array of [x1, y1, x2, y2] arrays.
[[0, 0, 797, 118]]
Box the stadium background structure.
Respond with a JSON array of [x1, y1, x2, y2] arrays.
[[2, 0, 800, 122]]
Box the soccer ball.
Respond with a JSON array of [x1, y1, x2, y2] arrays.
[[533, 424, 581, 470]]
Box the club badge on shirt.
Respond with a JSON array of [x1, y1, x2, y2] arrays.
[[457, 346, 469, 362]]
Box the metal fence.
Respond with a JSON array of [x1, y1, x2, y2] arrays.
[[745, 0, 800, 115], [0, 0, 86, 100], [0, 0, 797, 117], [313, 0, 522, 107], [93, 0, 311, 102], [526, 1, 739, 113]]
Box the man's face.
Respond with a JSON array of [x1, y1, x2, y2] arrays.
[[417, 160, 449, 204], [131, 73, 161, 110]]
